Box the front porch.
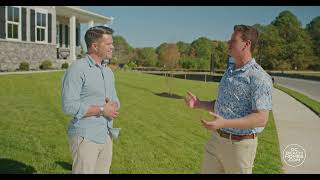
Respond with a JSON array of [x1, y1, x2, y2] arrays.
[[55, 6, 113, 63]]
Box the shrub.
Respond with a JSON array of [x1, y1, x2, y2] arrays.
[[19, 62, 29, 71], [39, 60, 52, 70], [123, 64, 132, 71], [309, 63, 320, 71], [61, 62, 69, 69], [127, 61, 138, 68]]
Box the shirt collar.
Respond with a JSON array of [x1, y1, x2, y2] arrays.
[[233, 58, 256, 72], [86, 54, 103, 68]]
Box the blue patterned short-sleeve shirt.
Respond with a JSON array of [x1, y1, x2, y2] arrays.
[[214, 58, 272, 135]]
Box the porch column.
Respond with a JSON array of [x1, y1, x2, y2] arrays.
[[69, 15, 76, 62]]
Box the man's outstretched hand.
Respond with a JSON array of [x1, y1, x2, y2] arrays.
[[185, 91, 199, 109]]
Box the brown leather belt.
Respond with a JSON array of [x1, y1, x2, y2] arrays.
[[217, 129, 256, 141]]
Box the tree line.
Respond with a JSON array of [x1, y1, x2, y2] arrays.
[[111, 10, 320, 71]]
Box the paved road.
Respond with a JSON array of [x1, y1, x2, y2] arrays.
[[272, 88, 320, 173], [273, 76, 320, 102]]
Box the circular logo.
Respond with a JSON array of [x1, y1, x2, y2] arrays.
[[282, 144, 306, 167]]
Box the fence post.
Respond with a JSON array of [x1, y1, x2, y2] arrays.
[[205, 73, 207, 82], [185, 73, 186, 80]]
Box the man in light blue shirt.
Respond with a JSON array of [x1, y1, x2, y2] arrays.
[[61, 26, 120, 174], [185, 25, 272, 173]]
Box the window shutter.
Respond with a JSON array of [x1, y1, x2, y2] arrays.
[[0, 6, 6, 39], [21, 7, 27, 41], [65, 25, 69, 48], [30, 9, 35, 42], [76, 27, 79, 46], [48, 13, 52, 43], [59, 24, 62, 47]]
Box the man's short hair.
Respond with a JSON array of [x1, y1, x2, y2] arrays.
[[234, 25, 259, 53], [85, 26, 114, 49]]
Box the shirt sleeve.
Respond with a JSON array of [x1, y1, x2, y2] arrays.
[[251, 77, 272, 111], [61, 65, 89, 120]]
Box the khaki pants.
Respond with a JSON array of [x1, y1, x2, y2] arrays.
[[201, 130, 258, 174], [68, 135, 113, 174]]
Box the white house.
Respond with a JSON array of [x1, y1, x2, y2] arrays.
[[0, 6, 113, 71]]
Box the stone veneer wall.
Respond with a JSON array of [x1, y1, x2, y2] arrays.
[[0, 40, 67, 71]]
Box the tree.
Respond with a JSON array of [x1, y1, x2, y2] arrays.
[[179, 57, 198, 69], [113, 35, 133, 64], [255, 24, 286, 70], [176, 41, 191, 58], [306, 16, 320, 56], [157, 43, 180, 69], [190, 37, 213, 60], [271, 11, 302, 42], [187, 37, 214, 70], [136, 47, 158, 67], [157, 43, 181, 96], [271, 10, 313, 70], [212, 40, 228, 69]]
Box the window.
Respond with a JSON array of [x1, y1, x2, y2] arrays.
[[59, 24, 63, 47], [65, 25, 69, 48], [36, 11, 47, 42], [56, 23, 59, 47], [6, 6, 20, 40]]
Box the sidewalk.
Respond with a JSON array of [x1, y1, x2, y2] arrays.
[[272, 88, 320, 173]]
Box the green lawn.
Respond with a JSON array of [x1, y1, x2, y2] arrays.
[[274, 84, 320, 116], [300, 73, 320, 77], [0, 71, 282, 173]]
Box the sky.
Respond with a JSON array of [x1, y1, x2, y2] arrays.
[[80, 6, 320, 49]]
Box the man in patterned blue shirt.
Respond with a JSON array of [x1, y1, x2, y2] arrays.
[[61, 26, 120, 174], [185, 25, 272, 174]]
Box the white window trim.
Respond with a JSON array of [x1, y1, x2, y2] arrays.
[[35, 8, 48, 44], [5, 6, 21, 41]]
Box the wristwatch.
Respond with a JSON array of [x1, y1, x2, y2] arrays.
[[99, 106, 104, 117]]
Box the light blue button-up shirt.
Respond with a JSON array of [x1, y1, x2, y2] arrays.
[[61, 55, 120, 144], [214, 58, 272, 135]]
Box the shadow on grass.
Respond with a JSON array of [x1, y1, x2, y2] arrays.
[[121, 81, 184, 100], [146, 73, 223, 83], [0, 158, 36, 174], [121, 81, 155, 94], [154, 92, 184, 99], [55, 161, 72, 171]]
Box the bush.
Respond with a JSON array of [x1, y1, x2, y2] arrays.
[[39, 60, 52, 70], [309, 63, 320, 71], [19, 62, 29, 71], [127, 61, 138, 68], [179, 58, 196, 69], [61, 62, 69, 69], [123, 64, 131, 71]]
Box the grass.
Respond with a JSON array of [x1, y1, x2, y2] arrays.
[[300, 73, 320, 77], [274, 84, 320, 116], [0, 70, 282, 173], [270, 70, 320, 75], [253, 111, 283, 174]]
